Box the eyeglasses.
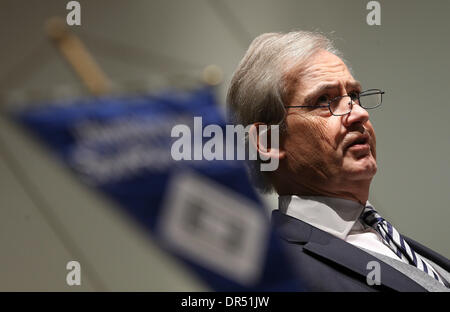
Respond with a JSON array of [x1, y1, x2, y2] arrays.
[[285, 89, 385, 116]]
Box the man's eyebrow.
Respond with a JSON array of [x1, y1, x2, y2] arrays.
[[347, 81, 362, 91], [303, 81, 362, 105]]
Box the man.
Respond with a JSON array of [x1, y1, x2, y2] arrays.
[[227, 31, 450, 291]]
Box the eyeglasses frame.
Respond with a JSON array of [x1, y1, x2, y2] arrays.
[[284, 89, 385, 116]]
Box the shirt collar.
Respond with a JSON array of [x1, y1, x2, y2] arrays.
[[278, 195, 369, 240]]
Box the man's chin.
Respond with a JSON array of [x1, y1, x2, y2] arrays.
[[343, 155, 377, 179]]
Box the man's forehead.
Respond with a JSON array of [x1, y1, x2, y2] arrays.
[[283, 50, 357, 104], [302, 50, 353, 81], [292, 50, 358, 96], [309, 49, 346, 66]]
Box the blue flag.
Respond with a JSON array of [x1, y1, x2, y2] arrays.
[[16, 86, 304, 291]]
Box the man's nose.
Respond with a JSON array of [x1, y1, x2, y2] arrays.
[[344, 101, 370, 126]]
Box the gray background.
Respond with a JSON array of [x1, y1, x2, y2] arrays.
[[0, 0, 448, 290]]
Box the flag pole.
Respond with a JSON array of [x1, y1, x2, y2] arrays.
[[45, 17, 111, 96]]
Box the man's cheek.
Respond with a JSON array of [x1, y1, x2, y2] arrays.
[[370, 133, 377, 159]]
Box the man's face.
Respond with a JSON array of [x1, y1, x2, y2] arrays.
[[281, 50, 377, 196]]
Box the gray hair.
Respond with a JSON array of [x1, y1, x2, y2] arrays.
[[226, 30, 342, 193]]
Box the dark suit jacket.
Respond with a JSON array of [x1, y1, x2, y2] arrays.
[[272, 209, 450, 292]]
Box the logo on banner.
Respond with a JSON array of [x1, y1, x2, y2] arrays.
[[157, 170, 269, 286]]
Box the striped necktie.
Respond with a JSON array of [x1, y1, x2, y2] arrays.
[[361, 205, 449, 287]]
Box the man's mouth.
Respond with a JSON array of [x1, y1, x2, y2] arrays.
[[345, 133, 370, 151]]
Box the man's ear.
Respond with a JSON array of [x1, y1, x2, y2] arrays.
[[248, 122, 286, 160]]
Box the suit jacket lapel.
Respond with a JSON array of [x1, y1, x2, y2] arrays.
[[404, 236, 450, 272], [272, 210, 427, 292]]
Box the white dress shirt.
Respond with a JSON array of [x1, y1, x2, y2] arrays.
[[278, 195, 403, 262]]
